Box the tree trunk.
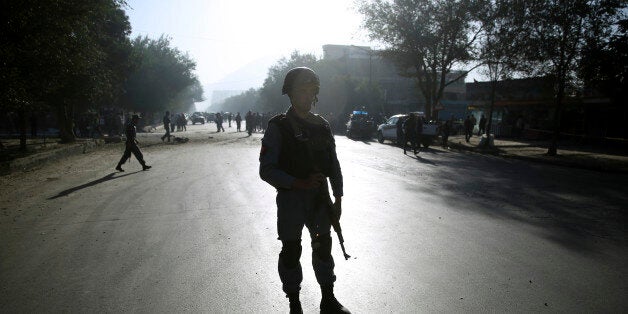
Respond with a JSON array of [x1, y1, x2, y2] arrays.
[[483, 80, 498, 147], [18, 108, 27, 152], [56, 103, 76, 143], [547, 80, 565, 156]]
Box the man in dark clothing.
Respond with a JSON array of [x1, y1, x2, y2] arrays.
[[442, 117, 452, 148], [478, 114, 487, 136], [161, 111, 171, 142], [259, 67, 350, 314], [116, 115, 151, 172], [403, 113, 419, 155], [235, 112, 242, 132], [215, 112, 225, 132], [396, 116, 405, 147], [464, 115, 472, 142], [245, 111, 253, 135]]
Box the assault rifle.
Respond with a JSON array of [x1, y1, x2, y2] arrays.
[[290, 115, 351, 260], [319, 179, 351, 260]]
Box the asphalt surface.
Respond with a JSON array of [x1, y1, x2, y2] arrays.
[[1, 122, 627, 313]]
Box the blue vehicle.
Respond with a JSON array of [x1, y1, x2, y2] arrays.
[[346, 110, 376, 139]]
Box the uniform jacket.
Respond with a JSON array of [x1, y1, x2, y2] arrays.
[[259, 107, 343, 197]]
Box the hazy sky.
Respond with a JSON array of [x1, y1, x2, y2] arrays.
[[125, 0, 372, 91]]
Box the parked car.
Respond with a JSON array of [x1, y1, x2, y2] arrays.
[[190, 113, 206, 124], [376, 112, 438, 148], [346, 110, 377, 139]]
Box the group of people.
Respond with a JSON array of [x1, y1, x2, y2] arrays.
[[244, 111, 274, 135], [160, 111, 191, 142], [439, 114, 488, 148], [160, 112, 188, 139], [463, 114, 488, 142], [395, 113, 425, 155]]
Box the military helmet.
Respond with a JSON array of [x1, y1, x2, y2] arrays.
[[282, 67, 320, 95]]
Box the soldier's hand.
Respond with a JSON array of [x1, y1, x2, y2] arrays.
[[333, 197, 342, 220], [292, 173, 325, 190]]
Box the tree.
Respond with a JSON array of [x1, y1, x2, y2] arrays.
[[1, 0, 134, 144], [357, 0, 481, 120], [474, 0, 524, 144], [122, 36, 201, 114], [218, 88, 260, 114], [170, 80, 205, 113], [514, 0, 626, 155], [258, 51, 318, 113], [579, 18, 628, 102]]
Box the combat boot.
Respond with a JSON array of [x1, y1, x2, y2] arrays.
[[287, 293, 302, 314], [320, 285, 351, 314]]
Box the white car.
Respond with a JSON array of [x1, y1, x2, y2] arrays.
[[376, 114, 406, 144], [377, 113, 438, 148]]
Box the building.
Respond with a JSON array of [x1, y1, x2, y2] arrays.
[[322, 44, 466, 117]]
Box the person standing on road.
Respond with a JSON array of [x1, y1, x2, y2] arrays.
[[259, 67, 351, 314], [215, 112, 225, 132], [464, 115, 472, 143], [478, 114, 487, 136], [396, 115, 405, 147], [442, 117, 452, 148], [403, 113, 419, 155], [235, 112, 242, 132], [227, 112, 232, 128], [116, 114, 151, 172], [161, 111, 171, 142], [245, 110, 253, 135], [416, 115, 423, 153]]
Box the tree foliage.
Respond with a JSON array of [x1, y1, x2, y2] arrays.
[[356, 0, 481, 119], [1, 0, 134, 143], [122, 35, 201, 114], [512, 0, 626, 155], [579, 17, 628, 99], [473, 0, 526, 139], [217, 88, 260, 114], [257, 51, 319, 113], [220, 51, 383, 125]]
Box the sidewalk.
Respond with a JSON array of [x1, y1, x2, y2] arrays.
[[0, 125, 158, 175], [446, 134, 628, 173]]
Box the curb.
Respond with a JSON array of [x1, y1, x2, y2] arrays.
[[447, 140, 628, 174], [0, 139, 106, 176]]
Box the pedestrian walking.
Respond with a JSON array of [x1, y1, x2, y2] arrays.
[[396, 115, 405, 147], [215, 112, 225, 132], [464, 115, 472, 143], [115, 114, 151, 172], [478, 114, 487, 136], [227, 112, 232, 128], [259, 67, 351, 314], [235, 112, 242, 132], [442, 117, 452, 148], [245, 111, 253, 135], [161, 111, 171, 142], [402, 113, 419, 155]]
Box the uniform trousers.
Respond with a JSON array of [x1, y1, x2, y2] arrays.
[[276, 188, 335, 294]]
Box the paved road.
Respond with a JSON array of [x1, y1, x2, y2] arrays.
[[1, 122, 627, 313]]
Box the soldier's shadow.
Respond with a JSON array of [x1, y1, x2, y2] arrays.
[[408, 154, 437, 165], [48, 172, 137, 200]]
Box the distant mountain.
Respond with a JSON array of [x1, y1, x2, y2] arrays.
[[195, 55, 281, 111]]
